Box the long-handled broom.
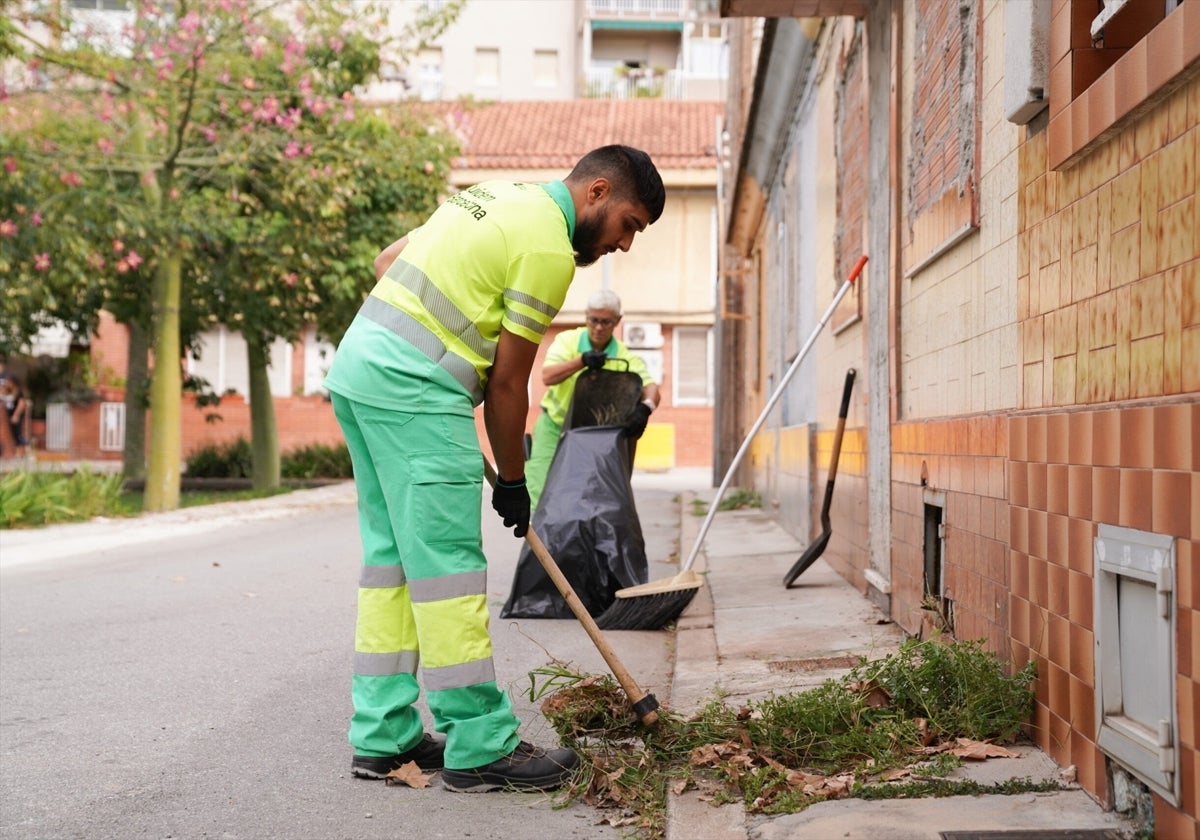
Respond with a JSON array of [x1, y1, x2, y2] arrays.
[[595, 255, 868, 632], [483, 460, 659, 726]]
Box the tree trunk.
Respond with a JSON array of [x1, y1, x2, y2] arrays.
[[121, 319, 148, 481], [246, 334, 280, 491], [144, 253, 182, 511]]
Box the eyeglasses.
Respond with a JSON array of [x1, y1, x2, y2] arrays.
[[587, 316, 617, 327]]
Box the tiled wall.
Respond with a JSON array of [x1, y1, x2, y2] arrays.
[[1007, 404, 1199, 826], [1017, 65, 1199, 834]]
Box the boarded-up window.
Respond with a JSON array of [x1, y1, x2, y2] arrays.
[[834, 23, 865, 331], [905, 0, 981, 272], [673, 326, 712, 405]]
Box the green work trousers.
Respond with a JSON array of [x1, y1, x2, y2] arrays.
[[524, 410, 563, 513], [332, 393, 520, 770]]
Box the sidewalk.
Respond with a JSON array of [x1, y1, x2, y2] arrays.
[[660, 481, 1136, 840]]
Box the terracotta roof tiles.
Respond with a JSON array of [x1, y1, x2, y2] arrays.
[[423, 99, 724, 170]]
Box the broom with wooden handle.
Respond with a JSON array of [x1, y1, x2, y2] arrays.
[[595, 255, 868, 632], [483, 460, 659, 726]]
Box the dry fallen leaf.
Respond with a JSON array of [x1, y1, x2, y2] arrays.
[[950, 738, 1020, 760], [384, 761, 431, 788], [881, 767, 912, 781]]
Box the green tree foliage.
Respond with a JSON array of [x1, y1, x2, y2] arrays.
[[1, 0, 460, 503]]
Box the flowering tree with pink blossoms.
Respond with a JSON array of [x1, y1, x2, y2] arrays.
[[0, 0, 460, 506]]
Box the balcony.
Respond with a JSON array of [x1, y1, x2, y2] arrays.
[[586, 0, 688, 19]]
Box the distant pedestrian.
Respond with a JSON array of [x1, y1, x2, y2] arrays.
[[2, 376, 29, 458]]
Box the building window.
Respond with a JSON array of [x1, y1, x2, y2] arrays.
[[475, 47, 499, 87], [673, 326, 712, 406], [533, 49, 558, 87], [415, 47, 443, 101]]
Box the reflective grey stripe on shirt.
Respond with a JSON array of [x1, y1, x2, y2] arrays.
[[360, 295, 485, 404], [504, 289, 559, 337], [387, 260, 497, 361], [408, 570, 487, 603], [354, 650, 420, 678], [422, 657, 497, 692]]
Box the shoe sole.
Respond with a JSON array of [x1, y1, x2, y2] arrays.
[[440, 772, 573, 793], [352, 763, 444, 779]]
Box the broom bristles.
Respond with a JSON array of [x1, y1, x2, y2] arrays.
[[594, 571, 703, 630]]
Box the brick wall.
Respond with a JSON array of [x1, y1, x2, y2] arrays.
[[891, 416, 1009, 651]]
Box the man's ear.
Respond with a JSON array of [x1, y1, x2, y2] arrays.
[[587, 177, 611, 204]]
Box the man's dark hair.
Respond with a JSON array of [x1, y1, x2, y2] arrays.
[[568, 145, 665, 224]]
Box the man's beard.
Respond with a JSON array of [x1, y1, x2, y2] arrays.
[[572, 213, 604, 267]]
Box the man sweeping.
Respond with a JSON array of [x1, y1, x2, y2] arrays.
[[323, 145, 665, 792]]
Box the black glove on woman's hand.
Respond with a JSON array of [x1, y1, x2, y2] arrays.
[[581, 350, 608, 370], [491, 476, 530, 537], [624, 401, 653, 439]]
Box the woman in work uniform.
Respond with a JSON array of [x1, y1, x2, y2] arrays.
[[323, 145, 665, 793]]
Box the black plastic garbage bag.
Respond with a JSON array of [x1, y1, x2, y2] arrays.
[[500, 424, 648, 619]]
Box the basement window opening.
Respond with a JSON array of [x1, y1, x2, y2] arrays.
[[922, 489, 954, 634]]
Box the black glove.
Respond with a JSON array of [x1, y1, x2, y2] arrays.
[[624, 401, 653, 440], [491, 475, 530, 538], [581, 350, 608, 370]]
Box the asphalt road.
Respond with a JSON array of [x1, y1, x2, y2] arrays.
[[0, 480, 680, 840]]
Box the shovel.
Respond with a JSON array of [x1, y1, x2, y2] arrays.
[[782, 367, 856, 587]]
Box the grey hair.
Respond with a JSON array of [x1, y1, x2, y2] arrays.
[[586, 289, 622, 315]]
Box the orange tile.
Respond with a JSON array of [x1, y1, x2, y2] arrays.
[[1048, 711, 1072, 764], [1093, 466, 1122, 524], [1048, 464, 1070, 516], [1068, 516, 1096, 574], [1012, 550, 1030, 601], [1069, 465, 1094, 519], [1069, 676, 1097, 741], [1031, 550, 1050, 604], [1181, 541, 1197, 610], [1048, 563, 1070, 615], [1048, 413, 1070, 464], [1151, 797, 1199, 840], [1121, 406, 1155, 469], [1119, 468, 1154, 531], [1028, 413, 1048, 463], [1093, 408, 1121, 466], [1153, 469, 1193, 537], [1011, 460, 1029, 508], [1178, 676, 1196, 750], [1181, 608, 1194, 680], [1181, 744, 1198, 823], [1069, 573, 1096, 637], [1049, 512, 1071, 568], [1029, 462, 1049, 511], [1011, 504, 1029, 553], [1048, 661, 1070, 712], [1068, 411, 1094, 465]]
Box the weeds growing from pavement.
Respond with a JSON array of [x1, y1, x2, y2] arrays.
[[531, 637, 1041, 839], [688, 487, 762, 517]]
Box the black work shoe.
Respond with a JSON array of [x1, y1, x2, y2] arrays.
[[441, 741, 580, 793], [351, 733, 446, 778]]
